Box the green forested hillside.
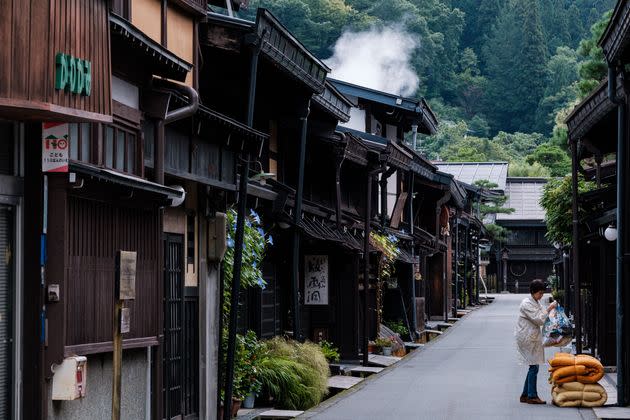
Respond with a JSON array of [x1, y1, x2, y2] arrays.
[[235, 0, 614, 176]]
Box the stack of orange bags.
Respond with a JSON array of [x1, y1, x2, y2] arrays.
[[548, 353, 607, 407]]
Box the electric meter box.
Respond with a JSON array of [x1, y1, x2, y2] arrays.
[[52, 356, 87, 400]]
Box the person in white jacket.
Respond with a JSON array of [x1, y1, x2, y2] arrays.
[[515, 279, 557, 404]]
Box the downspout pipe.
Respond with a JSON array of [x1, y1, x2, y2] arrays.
[[363, 162, 387, 366], [223, 42, 260, 420], [463, 223, 470, 307], [608, 65, 629, 406], [435, 191, 450, 321], [154, 79, 199, 185], [411, 124, 419, 151], [334, 144, 345, 230], [292, 99, 311, 342], [408, 172, 417, 339]]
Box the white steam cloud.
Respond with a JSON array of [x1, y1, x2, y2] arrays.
[[325, 27, 420, 97]]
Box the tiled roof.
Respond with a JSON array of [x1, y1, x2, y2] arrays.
[[434, 162, 509, 191], [497, 178, 548, 221]]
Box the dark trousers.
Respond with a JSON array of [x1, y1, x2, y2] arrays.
[[522, 364, 539, 398]]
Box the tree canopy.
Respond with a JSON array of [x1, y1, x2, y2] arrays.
[[234, 0, 615, 174]]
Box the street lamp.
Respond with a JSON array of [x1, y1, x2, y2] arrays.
[[501, 247, 509, 293]]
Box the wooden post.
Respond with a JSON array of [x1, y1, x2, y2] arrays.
[[112, 299, 123, 420], [112, 250, 136, 420]]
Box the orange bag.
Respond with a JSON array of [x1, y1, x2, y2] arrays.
[[548, 354, 604, 384]]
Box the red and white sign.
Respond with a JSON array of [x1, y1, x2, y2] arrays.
[[42, 122, 69, 172]]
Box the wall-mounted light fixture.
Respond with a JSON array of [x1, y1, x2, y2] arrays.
[[604, 223, 618, 242], [169, 185, 186, 207]]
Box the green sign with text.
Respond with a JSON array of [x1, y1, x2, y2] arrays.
[[55, 53, 91, 96]]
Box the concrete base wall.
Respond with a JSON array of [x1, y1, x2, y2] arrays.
[[47, 348, 149, 420]]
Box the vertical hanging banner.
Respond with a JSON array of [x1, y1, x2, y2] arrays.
[[42, 123, 69, 172], [304, 255, 328, 305]]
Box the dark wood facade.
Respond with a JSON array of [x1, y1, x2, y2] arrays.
[[565, 0, 630, 381], [0, 0, 112, 121]]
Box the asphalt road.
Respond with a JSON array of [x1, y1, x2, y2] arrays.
[[302, 294, 598, 420]]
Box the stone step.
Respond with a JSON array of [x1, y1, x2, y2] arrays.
[[257, 409, 305, 419], [592, 406, 630, 419], [404, 342, 424, 352], [349, 366, 384, 377], [367, 354, 401, 367], [327, 375, 364, 390], [435, 323, 452, 331]]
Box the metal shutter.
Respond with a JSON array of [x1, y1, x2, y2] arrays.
[[0, 206, 13, 419]]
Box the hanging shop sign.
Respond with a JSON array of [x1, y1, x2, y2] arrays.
[[304, 255, 328, 305], [55, 53, 92, 96], [42, 123, 69, 173]]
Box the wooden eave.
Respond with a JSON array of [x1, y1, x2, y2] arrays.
[[197, 104, 269, 143], [600, 0, 630, 64], [208, 0, 249, 11], [385, 141, 413, 170], [201, 12, 254, 52], [339, 132, 369, 166], [255, 9, 329, 93], [420, 98, 439, 135], [70, 161, 184, 201], [329, 78, 438, 134], [110, 14, 192, 82], [167, 91, 269, 154], [565, 79, 618, 142], [313, 83, 352, 123], [171, 0, 209, 17]]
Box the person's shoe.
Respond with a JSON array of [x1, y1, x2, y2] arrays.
[[526, 397, 546, 404], [519, 395, 527, 403]]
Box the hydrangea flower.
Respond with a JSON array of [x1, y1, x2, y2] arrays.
[[227, 238, 235, 248], [267, 235, 274, 245], [257, 227, 265, 237], [250, 209, 261, 224], [256, 277, 266, 290]]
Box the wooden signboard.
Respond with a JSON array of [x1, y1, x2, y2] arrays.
[[304, 255, 328, 305], [116, 251, 137, 300]]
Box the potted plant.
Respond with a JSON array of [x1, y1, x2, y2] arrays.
[[319, 340, 340, 363], [236, 331, 263, 409], [374, 337, 394, 356]]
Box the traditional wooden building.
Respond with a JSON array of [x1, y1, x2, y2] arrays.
[[436, 162, 554, 295], [0, 0, 268, 418], [565, 1, 630, 403], [496, 178, 555, 293], [565, 79, 620, 368], [329, 79, 467, 337]]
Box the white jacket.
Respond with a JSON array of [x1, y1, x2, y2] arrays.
[[515, 295, 547, 365]]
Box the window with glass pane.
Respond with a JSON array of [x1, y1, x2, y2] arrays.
[[80, 123, 91, 162], [68, 123, 91, 163], [127, 134, 136, 174], [69, 124, 79, 160], [105, 126, 114, 168], [103, 124, 139, 175], [116, 130, 125, 171]]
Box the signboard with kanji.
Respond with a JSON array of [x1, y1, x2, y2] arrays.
[[42, 123, 69, 173], [304, 255, 328, 305]]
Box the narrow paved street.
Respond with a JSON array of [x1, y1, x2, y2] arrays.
[[303, 294, 597, 420]]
